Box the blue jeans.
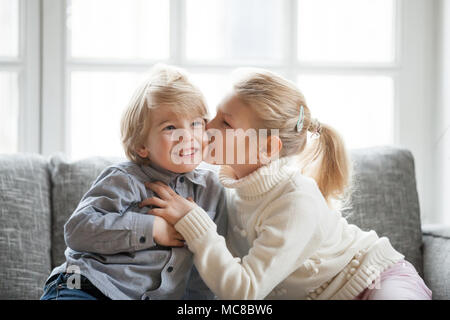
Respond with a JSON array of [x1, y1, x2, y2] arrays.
[[40, 273, 110, 300]]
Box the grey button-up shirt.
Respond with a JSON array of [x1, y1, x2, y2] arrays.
[[48, 161, 227, 300]]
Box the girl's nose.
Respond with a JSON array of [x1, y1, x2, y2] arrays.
[[205, 118, 216, 130]]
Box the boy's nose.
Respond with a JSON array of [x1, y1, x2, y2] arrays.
[[182, 128, 195, 141]]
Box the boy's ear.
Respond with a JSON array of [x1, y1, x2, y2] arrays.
[[137, 146, 149, 158]]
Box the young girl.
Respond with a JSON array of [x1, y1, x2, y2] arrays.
[[142, 68, 432, 300]]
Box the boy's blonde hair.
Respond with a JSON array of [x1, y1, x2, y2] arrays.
[[231, 68, 353, 209], [120, 64, 208, 165]]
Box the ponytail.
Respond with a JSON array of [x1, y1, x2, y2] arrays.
[[298, 120, 353, 209]]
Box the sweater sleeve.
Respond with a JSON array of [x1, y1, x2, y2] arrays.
[[175, 192, 323, 300]]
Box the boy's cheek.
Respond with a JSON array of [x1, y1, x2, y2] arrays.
[[201, 134, 209, 150], [149, 138, 173, 159]]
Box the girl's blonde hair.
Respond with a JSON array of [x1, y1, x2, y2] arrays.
[[231, 68, 353, 209], [120, 63, 208, 165]]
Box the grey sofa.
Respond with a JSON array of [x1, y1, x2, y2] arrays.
[[0, 146, 449, 300]]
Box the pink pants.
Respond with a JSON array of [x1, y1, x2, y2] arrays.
[[354, 260, 432, 300]]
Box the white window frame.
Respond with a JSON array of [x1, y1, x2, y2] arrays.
[[0, 0, 40, 153], [40, 0, 413, 154], [40, 0, 436, 223]]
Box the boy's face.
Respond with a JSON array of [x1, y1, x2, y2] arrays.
[[137, 105, 206, 173]]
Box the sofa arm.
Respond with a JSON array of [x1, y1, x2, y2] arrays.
[[422, 224, 450, 300]]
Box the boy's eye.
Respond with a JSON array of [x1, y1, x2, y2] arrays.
[[163, 125, 176, 131], [223, 120, 231, 128], [192, 121, 204, 127]]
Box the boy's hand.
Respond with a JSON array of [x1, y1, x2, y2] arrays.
[[139, 181, 197, 225], [153, 216, 185, 247]]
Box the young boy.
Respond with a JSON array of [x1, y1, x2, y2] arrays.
[[40, 64, 227, 300]]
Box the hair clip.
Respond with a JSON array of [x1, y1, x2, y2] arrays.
[[296, 105, 305, 133]]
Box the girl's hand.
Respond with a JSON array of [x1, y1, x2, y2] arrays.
[[139, 181, 197, 225], [153, 216, 185, 247]]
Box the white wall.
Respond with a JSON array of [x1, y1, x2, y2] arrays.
[[397, 0, 438, 225], [433, 0, 450, 225]]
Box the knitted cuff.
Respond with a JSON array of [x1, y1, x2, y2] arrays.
[[174, 206, 216, 243]]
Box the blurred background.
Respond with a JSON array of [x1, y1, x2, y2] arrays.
[[0, 0, 448, 225]]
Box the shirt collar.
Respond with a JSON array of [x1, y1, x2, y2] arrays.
[[140, 162, 207, 188]]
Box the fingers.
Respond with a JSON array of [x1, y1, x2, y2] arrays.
[[155, 181, 177, 195], [174, 231, 184, 241], [144, 181, 174, 200], [147, 208, 165, 218], [171, 240, 185, 247], [139, 197, 166, 208]]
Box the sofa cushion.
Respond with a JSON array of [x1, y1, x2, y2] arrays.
[[49, 154, 124, 268], [344, 146, 423, 276], [0, 153, 52, 299], [422, 225, 450, 300]]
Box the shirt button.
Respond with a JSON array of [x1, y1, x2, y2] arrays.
[[179, 177, 185, 183], [167, 266, 174, 272], [139, 236, 146, 244]]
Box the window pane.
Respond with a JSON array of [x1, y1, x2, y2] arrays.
[[297, 75, 394, 149], [189, 73, 232, 117], [0, 0, 19, 57], [70, 71, 146, 159], [0, 72, 19, 153], [297, 0, 395, 63], [68, 0, 169, 59], [186, 0, 285, 62]]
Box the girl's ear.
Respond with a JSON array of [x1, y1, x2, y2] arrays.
[[136, 146, 149, 159], [259, 135, 282, 164], [267, 135, 282, 158]]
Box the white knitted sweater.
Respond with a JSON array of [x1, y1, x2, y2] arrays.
[[175, 156, 404, 300]]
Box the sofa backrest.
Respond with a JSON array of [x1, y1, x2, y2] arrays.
[[0, 153, 52, 300], [49, 154, 123, 268], [344, 146, 423, 276]]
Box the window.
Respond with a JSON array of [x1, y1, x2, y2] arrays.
[[0, 0, 39, 154], [297, 0, 395, 63], [54, 0, 401, 160], [0, 0, 438, 223], [69, 71, 144, 159], [68, 0, 170, 60], [296, 0, 397, 149], [65, 0, 170, 159], [62, 0, 289, 159], [297, 75, 394, 148], [185, 0, 285, 62], [0, 0, 20, 153]]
